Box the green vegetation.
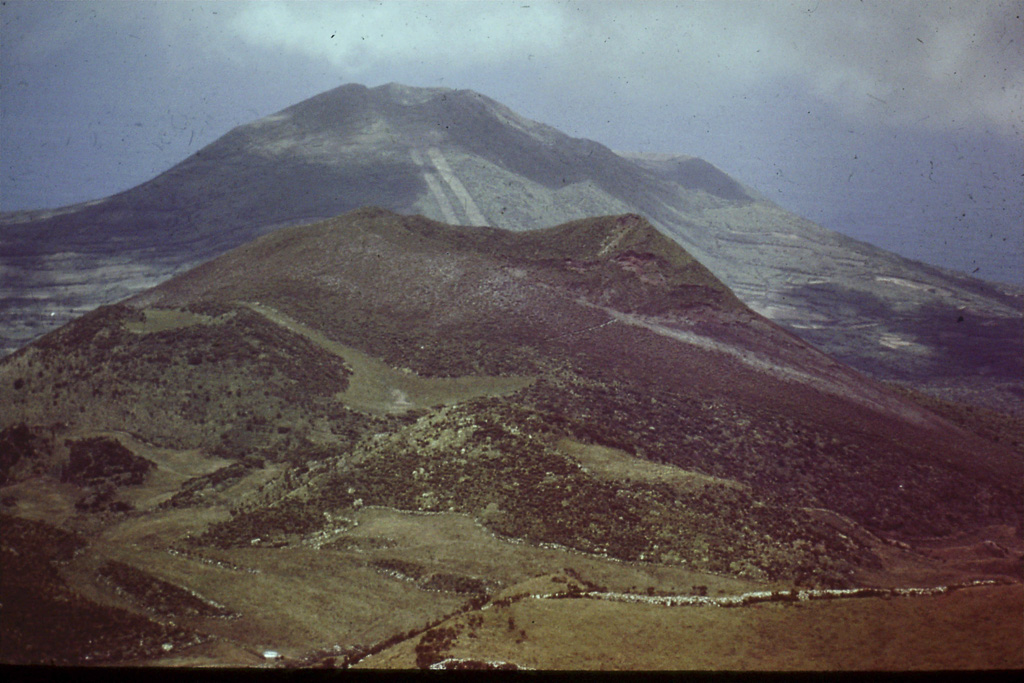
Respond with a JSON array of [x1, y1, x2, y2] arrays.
[[199, 398, 867, 586], [159, 461, 257, 509], [359, 583, 1024, 670], [124, 307, 213, 334], [370, 559, 493, 595], [61, 436, 154, 487], [515, 374, 1021, 539], [10, 303, 354, 452], [888, 382, 1024, 457], [97, 560, 235, 619], [1, 209, 1021, 667], [0, 422, 52, 485], [0, 515, 196, 665], [415, 624, 460, 668]]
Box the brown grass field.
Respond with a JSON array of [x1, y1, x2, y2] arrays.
[[358, 582, 1023, 670]]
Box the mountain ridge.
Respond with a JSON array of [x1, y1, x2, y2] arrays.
[[1, 82, 1020, 412], [1, 207, 1021, 667]]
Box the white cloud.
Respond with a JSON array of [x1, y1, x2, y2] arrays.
[[771, 0, 1024, 133], [225, 0, 1022, 135], [559, 1, 1022, 134], [229, 1, 568, 74]]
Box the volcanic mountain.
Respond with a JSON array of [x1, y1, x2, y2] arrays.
[[2, 83, 1020, 410], [1, 208, 1020, 668]]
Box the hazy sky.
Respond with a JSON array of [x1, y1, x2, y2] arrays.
[[2, 0, 1021, 283]]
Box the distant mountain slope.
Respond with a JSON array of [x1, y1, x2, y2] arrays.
[[2, 208, 1020, 666], [2, 83, 1020, 410]]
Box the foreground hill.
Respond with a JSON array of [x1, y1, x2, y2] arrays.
[[2, 83, 1020, 411], [1, 209, 1020, 668]]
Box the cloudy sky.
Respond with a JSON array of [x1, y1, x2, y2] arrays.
[[2, 0, 1021, 283]]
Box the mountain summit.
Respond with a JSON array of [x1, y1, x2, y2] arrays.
[[1, 83, 1020, 407]]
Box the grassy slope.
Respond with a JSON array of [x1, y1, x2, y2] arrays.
[[132, 208, 1020, 537], [1, 208, 1021, 668], [0, 515, 199, 665], [359, 583, 1024, 670]]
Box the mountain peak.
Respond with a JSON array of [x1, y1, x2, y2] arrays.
[[2, 82, 1020, 413], [376, 81, 456, 105], [308, 82, 462, 107]]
